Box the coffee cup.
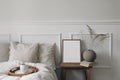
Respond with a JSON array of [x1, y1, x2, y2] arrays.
[[20, 64, 29, 73]]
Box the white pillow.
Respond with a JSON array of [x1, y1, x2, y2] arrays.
[[39, 43, 56, 69], [9, 42, 39, 63], [0, 43, 10, 62]]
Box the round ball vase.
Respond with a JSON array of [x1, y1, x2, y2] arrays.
[[83, 50, 96, 62]]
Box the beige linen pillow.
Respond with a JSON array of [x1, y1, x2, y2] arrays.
[[9, 42, 39, 63], [0, 43, 10, 62], [39, 43, 56, 69]]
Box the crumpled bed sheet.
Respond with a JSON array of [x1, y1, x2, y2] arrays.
[[0, 60, 57, 80]]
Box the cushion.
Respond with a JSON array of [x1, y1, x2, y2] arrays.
[[9, 42, 39, 63], [0, 43, 10, 62], [39, 43, 56, 69]]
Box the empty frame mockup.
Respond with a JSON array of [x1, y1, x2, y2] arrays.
[[62, 39, 81, 63]]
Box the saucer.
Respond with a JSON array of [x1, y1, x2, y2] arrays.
[[15, 69, 32, 74]]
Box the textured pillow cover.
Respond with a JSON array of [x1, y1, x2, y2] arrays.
[[39, 43, 56, 69], [0, 43, 10, 62], [9, 42, 39, 63]]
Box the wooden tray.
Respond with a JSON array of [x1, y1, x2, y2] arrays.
[[8, 66, 38, 77]]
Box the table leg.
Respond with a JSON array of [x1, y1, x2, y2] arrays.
[[61, 68, 67, 80], [85, 69, 91, 80]]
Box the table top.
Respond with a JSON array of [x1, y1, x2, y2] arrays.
[[60, 63, 92, 69]]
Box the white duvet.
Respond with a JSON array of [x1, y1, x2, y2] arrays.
[[0, 60, 58, 80]]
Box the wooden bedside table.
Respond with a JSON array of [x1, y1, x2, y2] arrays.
[[60, 63, 92, 80]]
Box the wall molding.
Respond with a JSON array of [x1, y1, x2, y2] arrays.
[[0, 34, 11, 42], [1, 20, 120, 25], [32, 20, 120, 25], [71, 33, 112, 69], [20, 33, 62, 68]]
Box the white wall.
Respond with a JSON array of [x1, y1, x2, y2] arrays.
[[0, 0, 120, 80], [0, 24, 120, 80], [0, 0, 120, 23]]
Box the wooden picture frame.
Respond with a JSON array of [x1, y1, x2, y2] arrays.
[[62, 39, 81, 63]]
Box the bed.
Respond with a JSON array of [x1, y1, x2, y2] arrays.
[[0, 60, 57, 80], [0, 34, 61, 80]]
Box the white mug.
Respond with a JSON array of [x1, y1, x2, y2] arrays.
[[20, 64, 29, 73]]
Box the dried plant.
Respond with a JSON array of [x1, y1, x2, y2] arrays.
[[93, 33, 109, 41], [86, 25, 95, 35], [86, 25, 109, 41]]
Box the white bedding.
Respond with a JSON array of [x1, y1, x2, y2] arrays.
[[0, 60, 58, 80]]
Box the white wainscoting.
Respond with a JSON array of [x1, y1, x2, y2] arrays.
[[20, 33, 62, 68], [70, 33, 112, 69], [0, 23, 119, 80], [0, 34, 11, 42]]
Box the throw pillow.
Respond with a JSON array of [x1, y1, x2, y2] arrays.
[[9, 42, 39, 63]]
